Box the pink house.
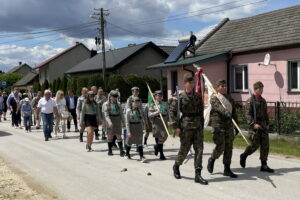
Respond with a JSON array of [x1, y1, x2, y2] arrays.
[[148, 5, 300, 104]]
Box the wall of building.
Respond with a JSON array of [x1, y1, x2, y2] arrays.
[[48, 45, 90, 83], [15, 65, 31, 75], [39, 64, 49, 85]]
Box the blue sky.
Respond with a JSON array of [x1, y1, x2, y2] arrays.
[[0, 0, 299, 71]]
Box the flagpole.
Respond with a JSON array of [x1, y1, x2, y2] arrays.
[[146, 82, 174, 146]]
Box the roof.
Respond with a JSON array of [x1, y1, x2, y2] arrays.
[[34, 43, 89, 69], [13, 71, 38, 87], [7, 63, 31, 74], [196, 5, 300, 54], [147, 52, 228, 69], [158, 45, 176, 55], [66, 42, 168, 74]]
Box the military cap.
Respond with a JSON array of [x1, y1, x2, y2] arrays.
[[253, 81, 264, 89], [87, 91, 95, 97], [183, 73, 194, 82], [131, 96, 141, 102], [216, 79, 227, 86], [131, 87, 140, 91], [109, 90, 119, 97], [154, 90, 163, 96]]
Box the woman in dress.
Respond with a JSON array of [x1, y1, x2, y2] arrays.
[[54, 90, 69, 138]]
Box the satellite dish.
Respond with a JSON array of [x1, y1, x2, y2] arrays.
[[263, 53, 270, 66]]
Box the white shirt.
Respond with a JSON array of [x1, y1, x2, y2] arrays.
[[37, 97, 57, 114], [69, 96, 75, 109], [56, 98, 67, 113]]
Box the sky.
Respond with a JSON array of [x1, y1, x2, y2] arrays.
[[0, 0, 299, 71]]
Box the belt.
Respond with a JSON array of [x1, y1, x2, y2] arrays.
[[130, 122, 141, 124], [110, 114, 120, 117]]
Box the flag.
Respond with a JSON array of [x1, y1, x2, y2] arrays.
[[148, 91, 154, 106]]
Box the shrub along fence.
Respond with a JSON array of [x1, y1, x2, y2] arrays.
[[236, 101, 300, 135]]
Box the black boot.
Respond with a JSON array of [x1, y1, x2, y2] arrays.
[[112, 135, 118, 148], [125, 145, 131, 159], [207, 157, 215, 173], [79, 132, 83, 142], [144, 136, 148, 145], [158, 143, 166, 160], [101, 131, 107, 140], [223, 164, 238, 178], [118, 141, 125, 157], [108, 141, 113, 156], [195, 168, 208, 185], [94, 129, 99, 140], [261, 161, 274, 173], [173, 163, 181, 179], [154, 138, 159, 156], [138, 146, 146, 162], [240, 153, 248, 168]]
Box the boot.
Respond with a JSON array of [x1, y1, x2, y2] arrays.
[[223, 164, 238, 178], [154, 138, 159, 156], [118, 140, 125, 157], [108, 141, 113, 156], [102, 131, 107, 140], [207, 157, 215, 173], [125, 145, 131, 159], [94, 129, 99, 140], [261, 161, 274, 173], [173, 164, 181, 179], [112, 135, 118, 148], [240, 153, 248, 168], [158, 143, 166, 160], [138, 146, 146, 163], [79, 132, 83, 142], [144, 136, 148, 146], [195, 168, 208, 185]]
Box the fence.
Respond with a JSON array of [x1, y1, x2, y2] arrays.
[[235, 101, 300, 135]]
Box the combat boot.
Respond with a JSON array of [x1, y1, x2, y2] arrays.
[[107, 141, 113, 156], [207, 157, 215, 173], [79, 132, 83, 142], [260, 161, 274, 173], [195, 168, 208, 185], [240, 153, 248, 168], [94, 129, 99, 140], [158, 143, 166, 160], [154, 145, 159, 156], [223, 164, 238, 178], [125, 145, 131, 159], [173, 164, 181, 179]]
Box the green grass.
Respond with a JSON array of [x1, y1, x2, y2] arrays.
[[203, 130, 300, 158]]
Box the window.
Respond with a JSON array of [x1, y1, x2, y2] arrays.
[[233, 65, 248, 92], [171, 71, 178, 94], [288, 61, 300, 92]]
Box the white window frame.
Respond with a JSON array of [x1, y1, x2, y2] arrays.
[[288, 60, 300, 92], [233, 64, 248, 92]]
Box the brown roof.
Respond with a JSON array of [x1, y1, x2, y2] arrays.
[[34, 43, 89, 69], [196, 5, 300, 54]]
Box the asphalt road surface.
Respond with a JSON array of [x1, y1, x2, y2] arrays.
[[0, 119, 299, 200]]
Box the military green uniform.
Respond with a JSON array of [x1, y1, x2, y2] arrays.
[[244, 95, 269, 161], [210, 94, 237, 164], [170, 91, 204, 169]]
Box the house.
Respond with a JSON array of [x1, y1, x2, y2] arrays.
[[13, 70, 39, 89], [148, 5, 300, 103], [65, 42, 175, 77], [34, 42, 91, 84], [6, 62, 32, 75]]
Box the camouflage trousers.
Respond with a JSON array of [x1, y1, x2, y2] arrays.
[[175, 129, 204, 169], [244, 128, 269, 161], [211, 127, 234, 165]]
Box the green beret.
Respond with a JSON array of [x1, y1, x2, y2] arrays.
[[253, 81, 264, 89], [216, 79, 227, 86], [131, 96, 141, 102], [183, 73, 194, 82], [154, 90, 163, 96], [109, 90, 119, 97]]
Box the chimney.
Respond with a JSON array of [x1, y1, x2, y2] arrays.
[[90, 50, 97, 58], [75, 42, 80, 45], [19, 61, 22, 66]]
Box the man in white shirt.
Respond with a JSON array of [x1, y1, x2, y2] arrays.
[[36, 90, 59, 141]]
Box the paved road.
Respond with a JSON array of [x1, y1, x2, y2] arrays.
[[0, 119, 299, 200]]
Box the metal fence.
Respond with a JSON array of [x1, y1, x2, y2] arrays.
[[235, 101, 300, 135]]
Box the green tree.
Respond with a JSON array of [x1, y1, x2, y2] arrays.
[[33, 82, 41, 93], [67, 78, 78, 94], [87, 74, 104, 89], [76, 77, 88, 95], [56, 77, 61, 91], [107, 74, 128, 102], [52, 79, 57, 92], [44, 79, 49, 90], [125, 74, 146, 101], [0, 73, 23, 90], [61, 76, 68, 93]]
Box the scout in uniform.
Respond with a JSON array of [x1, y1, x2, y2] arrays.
[[148, 90, 169, 160], [207, 80, 238, 178], [240, 81, 274, 173], [170, 73, 208, 185], [76, 87, 88, 142], [124, 97, 146, 162], [95, 88, 107, 140], [102, 90, 125, 156]]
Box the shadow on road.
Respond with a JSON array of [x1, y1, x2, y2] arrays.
[[0, 131, 12, 137]]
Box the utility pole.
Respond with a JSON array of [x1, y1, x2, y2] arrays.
[[90, 8, 109, 92]]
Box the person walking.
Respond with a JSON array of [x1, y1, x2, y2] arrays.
[[21, 98, 32, 132], [54, 90, 69, 138], [95, 88, 107, 140], [8, 90, 21, 128], [76, 87, 88, 142], [2, 91, 8, 121], [66, 90, 79, 132], [32, 91, 42, 129]]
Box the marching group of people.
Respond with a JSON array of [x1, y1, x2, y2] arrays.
[[0, 72, 274, 185]]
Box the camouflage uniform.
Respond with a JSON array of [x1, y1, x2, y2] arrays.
[[170, 91, 204, 169], [210, 94, 237, 164]]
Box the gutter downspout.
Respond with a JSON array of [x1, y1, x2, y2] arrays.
[[227, 52, 233, 93]]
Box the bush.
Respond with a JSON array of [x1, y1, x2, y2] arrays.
[[67, 78, 78, 94], [56, 77, 61, 91], [52, 79, 57, 92], [87, 74, 104, 89], [107, 74, 129, 101], [33, 82, 41, 93], [44, 80, 49, 90], [0, 73, 23, 89], [76, 77, 88, 95], [125, 74, 146, 101], [61, 76, 68, 93], [279, 109, 300, 135]]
